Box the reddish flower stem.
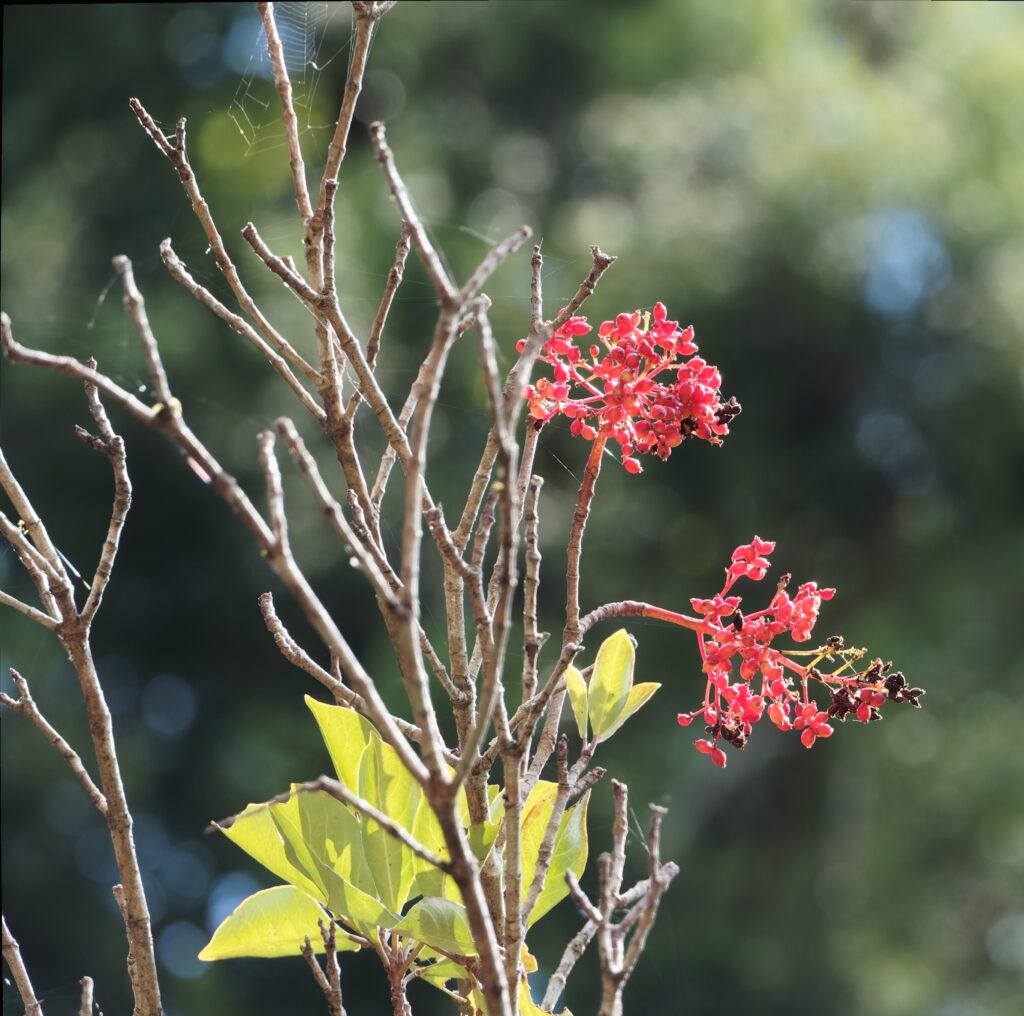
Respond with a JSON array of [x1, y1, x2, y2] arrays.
[[564, 435, 607, 645]]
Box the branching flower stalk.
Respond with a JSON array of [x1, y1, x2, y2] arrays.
[[1, 4, 919, 1015]]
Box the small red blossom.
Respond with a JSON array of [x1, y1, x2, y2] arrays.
[[793, 704, 834, 748], [674, 540, 921, 767], [522, 303, 740, 471]]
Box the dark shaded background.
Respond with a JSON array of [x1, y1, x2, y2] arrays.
[[3, 3, 1023, 1015]]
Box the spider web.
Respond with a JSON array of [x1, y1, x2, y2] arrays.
[[226, 2, 353, 159]]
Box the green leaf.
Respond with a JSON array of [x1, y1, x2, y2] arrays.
[[417, 954, 468, 987], [198, 886, 357, 961], [321, 863, 400, 939], [267, 788, 332, 899], [218, 801, 324, 903], [305, 695, 378, 790], [294, 788, 376, 897], [357, 738, 421, 912], [519, 780, 558, 913], [587, 630, 635, 741], [476, 784, 505, 862], [564, 665, 589, 740], [396, 897, 476, 956], [596, 682, 660, 742], [526, 790, 591, 927]]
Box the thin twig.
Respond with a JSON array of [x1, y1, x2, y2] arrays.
[[0, 444, 69, 584], [1, 670, 107, 813], [79, 361, 132, 626], [258, 2, 313, 224], [459, 225, 533, 306], [78, 975, 95, 1016], [258, 594, 460, 766], [321, 918, 346, 1016], [368, 121, 458, 306], [2, 315, 158, 429], [530, 244, 544, 334], [160, 239, 323, 407], [216, 776, 445, 872], [308, 5, 380, 273], [521, 476, 545, 702], [2, 915, 44, 1016], [541, 862, 679, 1012], [0, 591, 59, 629], [114, 256, 173, 408], [370, 304, 486, 512], [302, 936, 335, 1008], [521, 735, 571, 925], [129, 99, 312, 380]]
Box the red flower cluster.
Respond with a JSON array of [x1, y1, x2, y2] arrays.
[[521, 303, 740, 473], [677, 538, 922, 766]]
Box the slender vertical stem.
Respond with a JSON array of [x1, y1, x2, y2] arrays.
[[501, 748, 524, 994], [564, 436, 607, 646], [257, 2, 313, 226], [2, 916, 44, 1016], [69, 634, 162, 1016]]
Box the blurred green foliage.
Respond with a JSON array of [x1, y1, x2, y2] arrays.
[[2, 3, 1022, 1015]]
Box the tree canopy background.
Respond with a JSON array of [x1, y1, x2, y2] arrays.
[[2, 3, 1022, 1015]]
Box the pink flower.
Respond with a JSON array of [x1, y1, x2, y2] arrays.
[[522, 303, 740, 471], [675, 541, 919, 767]]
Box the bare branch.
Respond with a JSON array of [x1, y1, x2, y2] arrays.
[[2, 314, 158, 429], [302, 935, 335, 1007], [321, 919, 346, 1016], [79, 361, 132, 626], [129, 98, 310, 378], [160, 239, 323, 410], [0, 591, 59, 629], [275, 419, 397, 609], [309, 7, 378, 272], [1, 670, 107, 813], [0, 442, 69, 585], [530, 244, 544, 334], [520, 735, 570, 926], [500, 756, 523, 990], [2, 915, 44, 1016], [241, 222, 417, 474], [521, 476, 545, 702], [78, 975, 94, 1016], [259, 594, 460, 767], [258, 2, 313, 224], [505, 246, 617, 421], [114, 255, 173, 407], [216, 776, 445, 872], [371, 304, 486, 512], [460, 225, 532, 306], [541, 862, 679, 1013], [368, 121, 458, 306]]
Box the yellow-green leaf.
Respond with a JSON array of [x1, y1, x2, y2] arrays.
[[564, 665, 588, 740], [321, 863, 399, 939], [518, 976, 573, 1016], [268, 788, 329, 898], [520, 780, 559, 899], [305, 696, 378, 790], [416, 952, 468, 987], [358, 738, 421, 912], [218, 801, 324, 903], [587, 630, 635, 741], [396, 897, 476, 956], [198, 886, 357, 961], [596, 682, 660, 743], [526, 790, 590, 927], [294, 788, 376, 896]]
